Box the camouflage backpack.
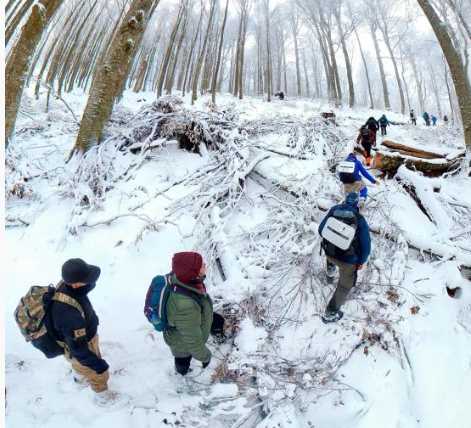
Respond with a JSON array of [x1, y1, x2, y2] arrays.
[[14, 284, 85, 358]]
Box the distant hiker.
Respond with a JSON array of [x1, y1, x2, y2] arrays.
[[378, 114, 390, 136], [151, 252, 213, 376], [318, 192, 372, 323], [337, 151, 378, 205], [410, 109, 417, 125], [356, 126, 374, 166], [423, 111, 430, 126], [443, 114, 449, 125], [365, 117, 379, 145], [274, 91, 285, 100], [431, 115, 437, 126], [15, 259, 111, 398]]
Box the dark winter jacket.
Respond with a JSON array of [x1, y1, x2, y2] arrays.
[[366, 117, 379, 132], [163, 274, 213, 362], [343, 153, 377, 184], [47, 282, 109, 373], [318, 199, 371, 265], [379, 115, 389, 127]]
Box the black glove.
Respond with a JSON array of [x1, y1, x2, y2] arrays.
[[202, 358, 210, 369]]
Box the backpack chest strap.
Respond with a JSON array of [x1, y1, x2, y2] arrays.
[[52, 292, 85, 319]]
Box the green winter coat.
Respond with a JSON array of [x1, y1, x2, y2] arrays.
[[163, 274, 213, 362]]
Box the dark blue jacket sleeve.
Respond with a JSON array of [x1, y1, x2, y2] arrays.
[[356, 160, 376, 184], [54, 305, 108, 374], [357, 217, 371, 264]]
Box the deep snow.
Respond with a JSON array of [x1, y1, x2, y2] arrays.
[[5, 89, 471, 428]]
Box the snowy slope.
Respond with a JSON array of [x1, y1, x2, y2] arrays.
[[5, 90, 471, 428]]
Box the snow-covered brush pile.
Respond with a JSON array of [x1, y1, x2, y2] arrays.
[[243, 116, 349, 165], [105, 96, 238, 154]]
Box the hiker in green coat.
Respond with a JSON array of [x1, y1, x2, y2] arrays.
[[163, 252, 213, 375]]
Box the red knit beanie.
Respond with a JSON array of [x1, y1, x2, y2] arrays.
[[172, 252, 203, 284]]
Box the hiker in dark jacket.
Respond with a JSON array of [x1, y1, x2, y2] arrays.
[[163, 252, 213, 376], [46, 259, 110, 393], [378, 114, 389, 136], [356, 126, 375, 166], [423, 111, 430, 126], [410, 109, 417, 125], [431, 115, 437, 126], [274, 91, 285, 100], [365, 117, 379, 145], [318, 192, 371, 323]]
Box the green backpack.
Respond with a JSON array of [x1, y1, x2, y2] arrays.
[[14, 284, 85, 358]]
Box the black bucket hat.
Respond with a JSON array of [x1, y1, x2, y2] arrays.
[[61, 258, 101, 285]]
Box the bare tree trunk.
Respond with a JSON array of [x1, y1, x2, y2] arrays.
[[399, 47, 411, 112], [165, 9, 188, 94], [156, 4, 184, 97], [379, 20, 406, 114], [353, 24, 374, 109], [6, 0, 63, 146], [233, 10, 244, 97], [74, 0, 159, 153], [429, 65, 443, 117], [238, 8, 248, 100], [417, 0, 471, 146], [301, 49, 310, 97], [370, 23, 391, 110], [334, 6, 354, 108], [290, 11, 302, 96], [181, 8, 203, 96], [282, 30, 288, 95], [264, 0, 272, 102], [57, 0, 99, 97], [5, 0, 34, 46], [411, 57, 425, 113], [211, 0, 229, 103], [191, 0, 216, 104], [444, 63, 456, 123]]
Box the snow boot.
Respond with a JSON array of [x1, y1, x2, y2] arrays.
[[321, 310, 344, 324]]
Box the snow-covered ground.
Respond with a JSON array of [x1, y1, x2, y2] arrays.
[[5, 89, 471, 428]]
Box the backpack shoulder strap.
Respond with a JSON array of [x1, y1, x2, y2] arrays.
[[52, 292, 85, 319]]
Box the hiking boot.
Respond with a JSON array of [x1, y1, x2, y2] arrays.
[[321, 310, 344, 324]]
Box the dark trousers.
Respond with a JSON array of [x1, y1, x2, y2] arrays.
[[380, 125, 387, 135], [175, 356, 192, 375], [326, 257, 358, 312], [361, 140, 372, 158]]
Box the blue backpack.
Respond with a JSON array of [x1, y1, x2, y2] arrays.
[[144, 274, 172, 332]]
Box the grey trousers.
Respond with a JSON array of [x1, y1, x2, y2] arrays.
[[326, 257, 358, 312]]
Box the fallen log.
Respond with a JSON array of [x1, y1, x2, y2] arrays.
[[374, 148, 465, 177], [380, 140, 445, 159]]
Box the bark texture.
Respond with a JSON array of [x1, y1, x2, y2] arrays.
[[5, 0, 63, 147], [417, 0, 471, 147], [74, 0, 159, 153]]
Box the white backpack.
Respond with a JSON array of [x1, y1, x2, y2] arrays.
[[320, 208, 359, 257], [321, 217, 356, 250], [337, 161, 356, 184]]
